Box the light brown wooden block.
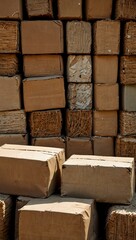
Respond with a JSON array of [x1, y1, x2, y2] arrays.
[[29, 110, 62, 137], [0, 21, 19, 53], [58, 0, 82, 20], [26, 0, 53, 18], [93, 136, 114, 156], [124, 22, 136, 55], [115, 0, 136, 20], [120, 56, 136, 84], [0, 134, 28, 146], [66, 21, 92, 54], [0, 110, 26, 134], [120, 111, 136, 136], [94, 20, 120, 55], [0, 54, 18, 76], [86, 0, 112, 20], [66, 110, 92, 137], [93, 111, 118, 137], [32, 137, 65, 149], [67, 55, 92, 83], [0, 0, 22, 20], [67, 83, 92, 110]]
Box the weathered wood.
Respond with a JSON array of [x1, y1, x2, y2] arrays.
[[0, 110, 26, 134], [0, 134, 28, 146], [124, 22, 136, 55], [58, 0, 82, 20], [115, 0, 136, 20], [0, 54, 18, 76], [116, 135, 136, 159], [120, 111, 136, 136], [120, 56, 136, 84], [29, 110, 62, 137], [26, 0, 53, 18]]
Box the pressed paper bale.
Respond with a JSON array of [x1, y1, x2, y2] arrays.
[[120, 111, 136, 136], [61, 155, 135, 204], [120, 56, 136, 84], [124, 22, 136, 55], [26, 0, 53, 18]]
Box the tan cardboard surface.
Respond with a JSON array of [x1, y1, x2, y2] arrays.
[[61, 155, 135, 204]]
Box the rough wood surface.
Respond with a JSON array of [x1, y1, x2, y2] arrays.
[[66, 110, 92, 137], [124, 22, 136, 55], [66, 21, 92, 54], [0, 110, 26, 134], [29, 110, 62, 137], [116, 135, 136, 160], [120, 111, 136, 136], [115, 0, 136, 20], [0, 21, 19, 53], [67, 83, 92, 110], [58, 0, 82, 20], [0, 54, 18, 76], [94, 20, 120, 55], [106, 195, 136, 240], [0, 134, 28, 146], [120, 56, 136, 84], [26, 0, 53, 18], [67, 55, 92, 83]]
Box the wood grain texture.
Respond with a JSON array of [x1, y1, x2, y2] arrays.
[[0, 54, 18, 76], [120, 111, 136, 136], [26, 0, 53, 18], [115, 0, 136, 20], [124, 22, 136, 55], [116, 135, 136, 159], [120, 56, 136, 84]]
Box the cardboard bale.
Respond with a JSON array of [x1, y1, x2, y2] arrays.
[[0, 54, 18, 76], [0, 134, 28, 146], [29, 110, 62, 137], [86, 0, 112, 20], [26, 0, 53, 18], [19, 196, 98, 240], [61, 155, 135, 204], [116, 135, 136, 160], [106, 194, 136, 240], [115, 0, 136, 20], [21, 21, 63, 54], [32, 137, 65, 149], [122, 85, 136, 111], [0, 194, 13, 240], [66, 21, 91, 54], [58, 0, 82, 20], [94, 84, 119, 110], [0, 21, 19, 53], [93, 111, 118, 137], [93, 136, 114, 156], [0, 144, 65, 197], [93, 56, 118, 84], [23, 55, 63, 77], [66, 110, 92, 137], [120, 111, 136, 136], [23, 76, 65, 112], [67, 83, 92, 110], [94, 20, 120, 55], [66, 137, 93, 159], [67, 55, 92, 83], [0, 75, 21, 111], [0, 110, 26, 134], [0, 0, 22, 20], [120, 56, 136, 85], [124, 22, 136, 55]]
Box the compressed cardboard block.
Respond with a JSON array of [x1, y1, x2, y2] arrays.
[[0, 75, 21, 111], [21, 21, 63, 54], [0, 21, 19, 53], [124, 22, 136, 55], [0, 110, 26, 134], [86, 0, 112, 20], [58, 0, 82, 20], [121, 85, 136, 111], [67, 83, 92, 110], [0, 194, 13, 240], [93, 136, 114, 156], [23, 76, 65, 112], [93, 111, 118, 137], [0, 0, 22, 20], [66, 110, 92, 137], [106, 194, 136, 240], [0, 54, 18, 76], [94, 84, 119, 110], [66, 137, 93, 159], [120, 56, 136, 85], [116, 135, 136, 160], [0, 144, 65, 197], [32, 137, 65, 149], [19, 196, 98, 240], [94, 20, 120, 55], [61, 155, 135, 204], [0, 134, 28, 146], [115, 0, 136, 20], [66, 21, 91, 54], [29, 110, 62, 137], [23, 55, 63, 77], [120, 111, 136, 136], [67, 55, 92, 83], [26, 0, 53, 19], [93, 56, 118, 84]]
